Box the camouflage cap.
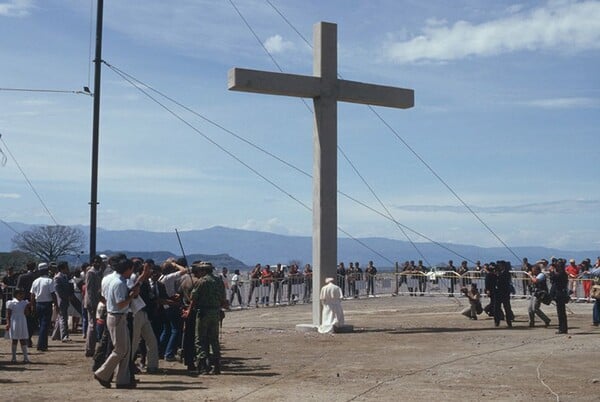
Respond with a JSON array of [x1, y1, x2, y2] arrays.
[[192, 261, 214, 272]]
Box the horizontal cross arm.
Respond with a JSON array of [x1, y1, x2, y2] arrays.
[[228, 68, 321, 98], [338, 79, 414, 109]]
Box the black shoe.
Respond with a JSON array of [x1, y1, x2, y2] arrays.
[[115, 383, 136, 389], [196, 360, 209, 375], [209, 358, 221, 375], [555, 330, 568, 334], [544, 320, 550, 328], [94, 374, 112, 389]]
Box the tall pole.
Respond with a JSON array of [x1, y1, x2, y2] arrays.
[[89, 0, 104, 260]]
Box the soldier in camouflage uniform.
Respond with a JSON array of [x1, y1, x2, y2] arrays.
[[178, 265, 200, 373], [185, 261, 226, 375]]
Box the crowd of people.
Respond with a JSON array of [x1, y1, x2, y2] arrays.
[[1, 254, 599, 385], [458, 257, 600, 334], [1, 254, 228, 388]]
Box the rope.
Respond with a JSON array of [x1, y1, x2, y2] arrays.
[[536, 350, 561, 401], [0, 133, 59, 225]]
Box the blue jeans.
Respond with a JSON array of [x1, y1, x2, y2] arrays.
[[593, 300, 600, 324], [36, 302, 53, 350], [160, 306, 181, 358]]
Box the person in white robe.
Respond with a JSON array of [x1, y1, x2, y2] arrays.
[[318, 277, 345, 334]]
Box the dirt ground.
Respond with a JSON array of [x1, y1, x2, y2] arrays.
[[1, 294, 599, 401]]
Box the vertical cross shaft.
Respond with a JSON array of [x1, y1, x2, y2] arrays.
[[312, 22, 338, 325]]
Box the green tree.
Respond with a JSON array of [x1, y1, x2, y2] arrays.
[[12, 225, 85, 263]]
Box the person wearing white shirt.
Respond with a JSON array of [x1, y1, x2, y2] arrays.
[[30, 266, 56, 351], [94, 257, 139, 389]]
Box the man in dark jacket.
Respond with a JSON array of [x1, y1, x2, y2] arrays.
[[493, 261, 514, 328], [53, 262, 73, 342]]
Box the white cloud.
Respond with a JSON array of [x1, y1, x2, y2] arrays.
[[386, 1, 600, 63], [263, 34, 295, 54], [241, 218, 290, 235], [17, 99, 55, 106], [0, 193, 20, 198], [522, 97, 600, 109], [392, 199, 600, 215], [0, 0, 33, 17]]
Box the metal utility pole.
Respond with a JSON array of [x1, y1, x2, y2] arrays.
[[89, 0, 104, 259]]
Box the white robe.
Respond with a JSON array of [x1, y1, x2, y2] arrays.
[[318, 282, 345, 334]]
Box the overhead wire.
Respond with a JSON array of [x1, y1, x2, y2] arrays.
[[231, 0, 432, 265], [1, 219, 22, 237], [264, 0, 521, 262], [87, 0, 95, 89], [0, 133, 59, 225], [103, 61, 473, 263], [0, 87, 90, 95], [103, 61, 394, 265]]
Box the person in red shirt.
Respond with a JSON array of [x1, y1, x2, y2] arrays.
[[260, 265, 273, 306], [565, 259, 580, 299]]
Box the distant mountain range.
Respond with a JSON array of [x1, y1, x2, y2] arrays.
[[1, 223, 598, 269]]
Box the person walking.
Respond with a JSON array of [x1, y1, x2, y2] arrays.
[[93, 257, 140, 389], [229, 269, 243, 308], [29, 264, 56, 352], [184, 261, 226, 375], [549, 259, 570, 334], [85, 256, 103, 357], [526, 265, 551, 327], [52, 261, 73, 342], [493, 261, 514, 328]]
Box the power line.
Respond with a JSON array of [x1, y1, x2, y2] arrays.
[[0, 219, 22, 237], [0, 133, 59, 225], [0, 87, 91, 95], [104, 62, 396, 265], [103, 62, 311, 212], [103, 61, 475, 264], [87, 0, 95, 89], [264, 0, 521, 262]]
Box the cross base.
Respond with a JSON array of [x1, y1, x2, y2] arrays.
[[295, 323, 354, 333]]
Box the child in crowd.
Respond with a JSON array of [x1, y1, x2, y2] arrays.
[[5, 288, 30, 363]]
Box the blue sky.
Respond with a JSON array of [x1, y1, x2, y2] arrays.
[[0, 0, 598, 252]]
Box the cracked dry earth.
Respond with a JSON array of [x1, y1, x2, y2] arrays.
[[1, 295, 599, 401]]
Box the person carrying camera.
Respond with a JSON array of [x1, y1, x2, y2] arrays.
[[525, 264, 551, 327]]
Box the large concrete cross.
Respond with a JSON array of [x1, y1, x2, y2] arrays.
[[228, 22, 413, 326]]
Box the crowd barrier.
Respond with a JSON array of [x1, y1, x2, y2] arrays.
[[224, 271, 597, 308], [1, 273, 596, 323]]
